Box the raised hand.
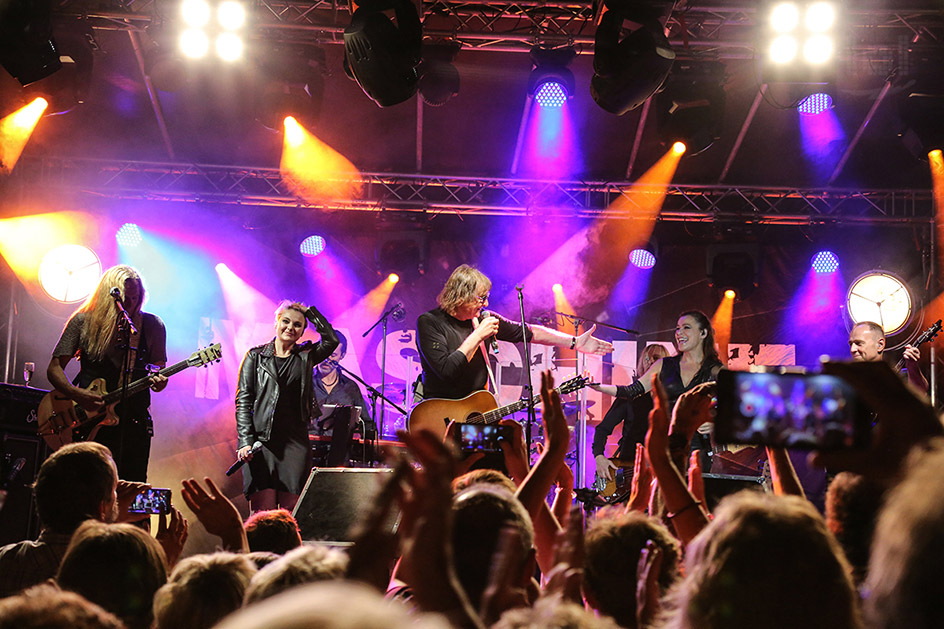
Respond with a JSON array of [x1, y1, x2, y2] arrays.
[[670, 381, 716, 442], [575, 324, 614, 355], [180, 477, 247, 552], [115, 481, 150, 523], [156, 506, 189, 567], [626, 443, 654, 514]]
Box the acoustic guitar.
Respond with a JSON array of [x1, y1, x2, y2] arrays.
[[37, 343, 222, 451], [407, 374, 589, 441]]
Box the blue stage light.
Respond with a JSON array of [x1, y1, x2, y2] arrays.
[[811, 250, 839, 273], [629, 248, 657, 269], [534, 81, 568, 108], [299, 235, 326, 257], [116, 223, 143, 247], [798, 92, 833, 115]]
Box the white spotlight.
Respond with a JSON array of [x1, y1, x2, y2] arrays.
[[180, 29, 210, 59], [181, 0, 211, 27], [806, 2, 836, 32], [803, 35, 834, 64], [769, 35, 798, 64], [218, 1, 247, 30], [770, 2, 800, 33], [215, 32, 244, 61]]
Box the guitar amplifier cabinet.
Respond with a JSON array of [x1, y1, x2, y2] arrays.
[[0, 384, 48, 435], [292, 468, 395, 545], [0, 432, 48, 545]]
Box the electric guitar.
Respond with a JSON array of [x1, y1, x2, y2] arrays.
[[37, 343, 222, 451], [407, 374, 590, 441], [895, 319, 942, 372]]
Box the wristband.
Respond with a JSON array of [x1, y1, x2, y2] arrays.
[[616, 380, 646, 399], [667, 500, 702, 520], [570, 336, 577, 350]]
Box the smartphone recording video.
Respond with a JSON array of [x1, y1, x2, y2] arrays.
[[455, 424, 512, 453], [129, 488, 172, 515], [714, 369, 872, 450]]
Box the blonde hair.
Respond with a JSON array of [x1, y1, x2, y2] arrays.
[[70, 265, 144, 361], [437, 265, 491, 315], [637, 344, 670, 376], [274, 301, 308, 331]]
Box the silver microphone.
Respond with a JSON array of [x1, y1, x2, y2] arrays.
[[391, 303, 406, 322], [481, 310, 500, 354]]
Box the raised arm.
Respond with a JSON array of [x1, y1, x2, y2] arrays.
[[305, 304, 340, 363], [530, 323, 613, 355], [416, 314, 492, 381]]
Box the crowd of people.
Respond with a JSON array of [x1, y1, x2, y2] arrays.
[[0, 359, 942, 629]]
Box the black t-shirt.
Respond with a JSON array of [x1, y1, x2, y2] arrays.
[[416, 307, 533, 400]]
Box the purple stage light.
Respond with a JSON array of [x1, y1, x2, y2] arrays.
[[534, 81, 568, 107], [300, 235, 326, 257], [798, 92, 833, 115], [629, 248, 656, 269], [811, 250, 839, 273], [116, 223, 143, 247]]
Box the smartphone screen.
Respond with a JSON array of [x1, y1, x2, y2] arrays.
[[129, 488, 172, 515], [456, 424, 511, 453], [714, 369, 872, 450]]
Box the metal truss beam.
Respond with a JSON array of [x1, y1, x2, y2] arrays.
[[58, 1, 944, 55], [9, 157, 934, 225]]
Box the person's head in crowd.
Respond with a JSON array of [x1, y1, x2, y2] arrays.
[[217, 581, 449, 629], [493, 594, 622, 629], [825, 471, 885, 586], [57, 521, 168, 629], [661, 491, 861, 629], [243, 544, 348, 604], [153, 552, 257, 629], [583, 508, 681, 628], [866, 438, 944, 629], [34, 442, 118, 534], [0, 584, 124, 629], [638, 344, 670, 376], [246, 551, 281, 570], [451, 484, 535, 609], [451, 468, 517, 494], [244, 509, 303, 555], [849, 321, 885, 362]]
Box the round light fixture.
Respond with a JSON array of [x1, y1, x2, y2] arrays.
[[845, 270, 913, 335], [38, 244, 102, 303]]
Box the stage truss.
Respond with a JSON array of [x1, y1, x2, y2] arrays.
[[7, 157, 935, 226]]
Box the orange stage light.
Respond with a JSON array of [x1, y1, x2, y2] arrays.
[[672, 141, 687, 155], [552, 283, 563, 293], [388, 273, 400, 284], [712, 291, 735, 365], [0, 97, 48, 174], [280, 117, 362, 202]]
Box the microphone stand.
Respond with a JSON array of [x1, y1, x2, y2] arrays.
[[362, 303, 403, 441], [516, 285, 535, 459], [114, 303, 135, 477], [551, 311, 636, 493]]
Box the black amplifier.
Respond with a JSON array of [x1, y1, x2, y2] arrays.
[[0, 384, 48, 435]]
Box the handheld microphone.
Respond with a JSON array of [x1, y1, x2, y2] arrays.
[[226, 441, 263, 476], [481, 310, 500, 354], [109, 287, 123, 301]]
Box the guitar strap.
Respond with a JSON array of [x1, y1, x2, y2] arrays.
[[479, 340, 498, 394]]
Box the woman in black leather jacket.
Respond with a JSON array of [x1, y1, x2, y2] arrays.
[[235, 301, 339, 512]]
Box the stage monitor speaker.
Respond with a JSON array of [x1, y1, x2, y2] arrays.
[[292, 468, 394, 545], [0, 432, 48, 546], [702, 473, 766, 512]]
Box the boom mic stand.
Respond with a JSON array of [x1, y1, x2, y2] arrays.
[[362, 302, 405, 440], [332, 362, 407, 463], [552, 311, 637, 490], [516, 285, 535, 458]]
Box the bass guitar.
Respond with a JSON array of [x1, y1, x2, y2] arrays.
[[37, 343, 222, 451], [407, 374, 590, 441]]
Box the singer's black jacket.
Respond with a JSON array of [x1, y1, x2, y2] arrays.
[[416, 307, 532, 401], [235, 307, 339, 450]]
